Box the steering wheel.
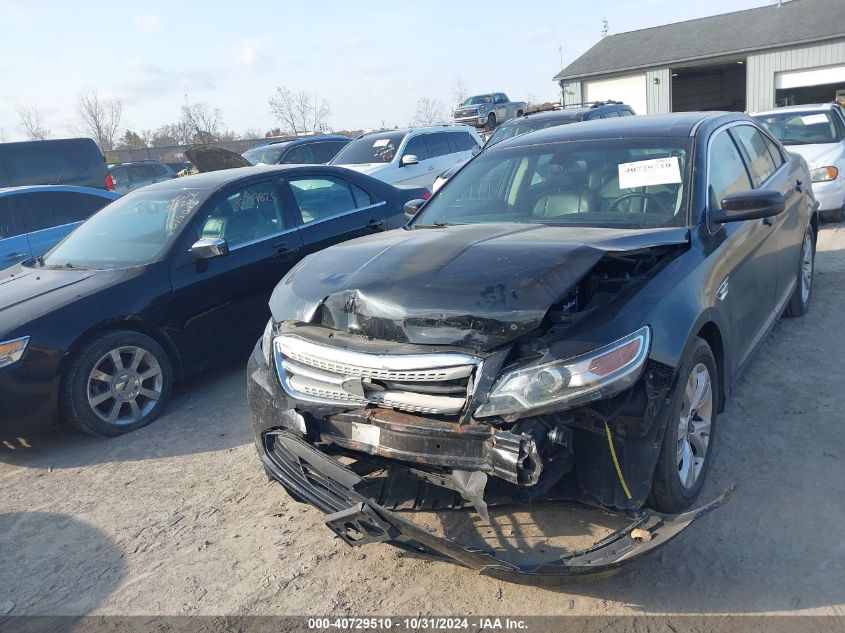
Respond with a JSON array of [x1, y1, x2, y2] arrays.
[[606, 192, 668, 214]]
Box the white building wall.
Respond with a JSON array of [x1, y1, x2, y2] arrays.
[[747, 39, 845, 112]]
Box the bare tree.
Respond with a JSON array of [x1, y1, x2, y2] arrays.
[[77, 89, 123, 151], [413, 97, 448, 126], [181, 101, 224, 144], [16, 103, 51, 140], [452, 77, 468, 106], [269, 86, 330, 135]]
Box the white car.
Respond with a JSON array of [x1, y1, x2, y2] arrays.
[[330, 126, 482, 191], [754, 103, 845, 222]]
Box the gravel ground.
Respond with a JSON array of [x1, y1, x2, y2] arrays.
[[2, 225, 845, 619]]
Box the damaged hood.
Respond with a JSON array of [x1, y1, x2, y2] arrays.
[[184, 144, 252, 173], [270, 223, 689, 351]]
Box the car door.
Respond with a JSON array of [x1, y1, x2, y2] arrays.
[[394, 135, 432, 187], [11, 191, 112, 257], [707, 127, 778, 375], [732, 124, 804, 311], [424, 132, 456, 177], [169, 179, 304, 369], [0, 197, 32, 268], [283, 172, 390, 258]]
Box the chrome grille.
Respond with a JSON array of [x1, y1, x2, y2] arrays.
[[274, 335, 481, 416]]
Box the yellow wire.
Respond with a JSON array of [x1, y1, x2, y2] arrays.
[[605, 421, 633, 500]]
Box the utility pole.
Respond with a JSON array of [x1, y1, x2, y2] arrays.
[[601, 19, 609, 37], [558, 44, 563, 70]]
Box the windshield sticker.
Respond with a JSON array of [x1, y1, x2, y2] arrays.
[[373, 139, 390, 147], [618, 157, 682, 189], [800, 114, 829, 126]]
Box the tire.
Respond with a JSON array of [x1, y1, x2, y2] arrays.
[[60, 330, 173, 437], [650, 338, 718, 514], [821, 205, 844, 223], [784, 225, 815, 318], [485, 113, 497, 131]]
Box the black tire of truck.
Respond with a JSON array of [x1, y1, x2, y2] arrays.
[[485, 113, 497, 131]]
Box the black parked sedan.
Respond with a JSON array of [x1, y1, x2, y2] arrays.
[[248, 112, 818, 579], [0, 165, 426, 437]]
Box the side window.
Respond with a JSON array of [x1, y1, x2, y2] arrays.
[[620, 109, 634, 117], [309, 142, 343, 164], [425, 133, 451, 158], [708, 130, 752, 208], [288, 176, 358, 223], [110, 167, 128, 187], [601, 111, 620, 118], [761, 134, 785, 168], [282, 145, 316, 164], [448, 132, 476, 152], [0, 199, 23, 239], [199, 181, 286, 248], [350, 182, 374, 207], [14, 192, 108, 232], [149, 163, 169, 177], [402, 135, 430, 161], [732, 125, 779, 185]]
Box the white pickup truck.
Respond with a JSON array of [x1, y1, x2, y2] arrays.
[[453, 92, 527, 131]]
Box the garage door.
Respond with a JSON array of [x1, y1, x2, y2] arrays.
[[584, 74, 647, 115], [776, 65, 845, 89]]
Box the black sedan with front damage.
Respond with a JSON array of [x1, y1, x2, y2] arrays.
[[248, 113, 818, 579], [0, 165, 426, 438]]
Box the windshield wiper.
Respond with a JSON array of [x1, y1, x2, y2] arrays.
[[414, 221, 454, 228]]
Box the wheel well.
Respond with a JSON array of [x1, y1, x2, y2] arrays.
[[811, 212, 819, 243], [61, 320, 184, 382], [696, 322, 725, 413]]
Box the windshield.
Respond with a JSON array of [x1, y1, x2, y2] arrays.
[[462, 96, 493, 106], [242, 143, 289, 165], [754, 110, 842, 145], [415, 139, 690, 230], [331, 132, 404, 164], [42, 188, 207, 269], [486, 117, 576, 147]]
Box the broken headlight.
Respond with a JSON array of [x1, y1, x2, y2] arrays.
[[475, 327, 650, 418], [261, 319, 274, 365]]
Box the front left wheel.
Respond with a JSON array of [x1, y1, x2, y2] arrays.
[[60, 330, 173, 437], [650, 338, 718, 514]]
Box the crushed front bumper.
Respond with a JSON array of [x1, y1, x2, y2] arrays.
[[258, 429, 733, 582]]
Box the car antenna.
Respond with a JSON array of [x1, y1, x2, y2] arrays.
[[53, 161, 69, 185]]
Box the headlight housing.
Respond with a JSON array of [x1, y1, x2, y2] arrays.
[[475, 327, 651, 419], [261, 320, 274, 365], [0, 336, 30, 369], [811, 166, 839, 182]]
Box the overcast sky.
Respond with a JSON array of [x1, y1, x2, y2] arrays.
[[0, 0, 777, 141]]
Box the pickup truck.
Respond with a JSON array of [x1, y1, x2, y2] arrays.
[[453, 93, 527, 131]]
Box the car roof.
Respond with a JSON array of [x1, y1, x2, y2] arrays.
[[356, 125, 476, 140], [511, 103, 632, 124], [251, 134, 351, 149], [491, 112, 745, 149], [140, 164, 365, 192], [110, 160, 166, 167], [752, 103, 839, 116], [0, 184, 119, 198]]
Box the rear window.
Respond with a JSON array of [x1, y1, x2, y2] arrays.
[[0, 140, 100, 187], [332, 132, 404, 164], [12, 191, 110, 232], [242, 144, 289, 165]]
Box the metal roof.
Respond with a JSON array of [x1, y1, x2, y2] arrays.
[[554, 0, 845, 82]]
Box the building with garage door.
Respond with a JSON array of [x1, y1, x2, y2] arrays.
[[554, 0, 845, 115]]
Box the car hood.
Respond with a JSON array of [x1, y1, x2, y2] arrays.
[[184, 144, 252, 173], [269, 223, 690, 351], [0, 265, 127, 337], [340, 163, 391, 176], [785, 143, 843, 169]]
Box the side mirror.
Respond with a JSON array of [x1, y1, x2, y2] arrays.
[[400, 154, 419, 167], [714, 190, 785, 223], [471, 145, 481, 156], [190, 237, 229, 259], [404, 199, 426, 222]]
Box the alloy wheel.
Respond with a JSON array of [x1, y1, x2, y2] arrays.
[[677, 363, 713, 490], [86, 346, 163, 425], [800, 231, 813, 304]]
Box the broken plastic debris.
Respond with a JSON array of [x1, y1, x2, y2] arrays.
[[630, 528, 652, 542]]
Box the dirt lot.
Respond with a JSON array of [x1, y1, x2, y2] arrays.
[[2, 225, 845, 619]]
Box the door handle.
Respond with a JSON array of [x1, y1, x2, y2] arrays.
[[427, 165, 435, 171], [2, 252, 26, 261], [796, 179, 803, 193], [763, 217, 774, 226], [367, 219, 385, 231], [272, 241, 293, 255]]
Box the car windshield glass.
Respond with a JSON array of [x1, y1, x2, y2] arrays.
[[415, 139, 690, 229], [754, 111, 841, 145], [331, 132, 404, 164], [486, 117, 576, 147], [41, 188, 207, 269], [462, 96, 493, 106], [242, 144, 289, 165]]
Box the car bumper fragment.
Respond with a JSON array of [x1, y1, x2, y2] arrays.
[[260, 429, 735, 581]]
